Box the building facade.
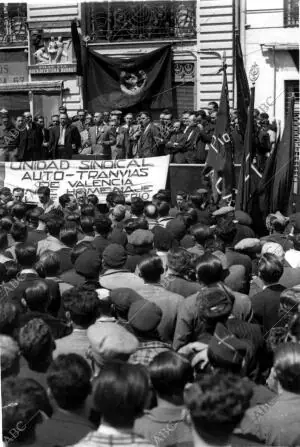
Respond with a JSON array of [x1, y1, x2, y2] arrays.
[[0, 0, 298, 130]]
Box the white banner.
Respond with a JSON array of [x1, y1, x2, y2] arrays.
[[2, 156, 170, 204]]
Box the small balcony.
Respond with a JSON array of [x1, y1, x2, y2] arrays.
[[0, 3, 27, 46], [88, 1, 196, 42], [284, 0, 299, 27]]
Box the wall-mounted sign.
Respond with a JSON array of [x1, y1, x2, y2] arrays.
[[29, 63, 77, 75], [0, 51, 28, 84]]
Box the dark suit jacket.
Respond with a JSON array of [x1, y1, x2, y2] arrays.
[[88, 125, 116, 157], [92, 234, 111, 255], [22, 123, 43, 161], [138, 123, 161, 158], [49, 124, 81, 159], [251, 284, 286, 332], [7, 273, 61, 317], [165, 131, 187, 162]]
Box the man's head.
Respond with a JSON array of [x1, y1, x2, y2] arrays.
[[0, 335, 20, 379], [273, 342, 300, 393], [164, 113, 173, 126], [258, 253, 284, 285], [59, 113, 68, 127], [1, 115, 9, 128], [15, 244, 37, 268], [2, 377, 50, 442], [22, 281, 51, 313], [37, 115, 45, 128], [173, 120, 182, 133], [159, 112, 165, 124], [188, 114, 197, 126], [149, 351, 192, 401], [93, 361, 149, 429], [45, 216, 64, 237], [76, 189, 87, 206], [37, 186, 50, 204], [207, 101, 218, 116], [125, 113, 133, 126], [62, 287, 100, 328], [140, 111, 151, 127], [23, 111, 32, 124], [47, 353, 92, 411], [184, 371, 252, 446], [176, 191, 187, 209], [77, 109, 86, 122], [103, 111, 110, 123], [138, 256, 164, 283], [182, 111, 191, 127], [131, 197, 145, 217], [12, 187, 24, 202], [144, 204, 158, 219], [58, 105, 67, 114], [15, 115, 25, 129], [51, 114, 59, 126], [18, 318, 55, 368], [36, 251, 61, 278], [59, 193, 77, 210], [0, 187, 12, 204], [94, 112, 103, 125]]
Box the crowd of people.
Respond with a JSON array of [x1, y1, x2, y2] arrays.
[[0, 104, 277, 168], [1, 184, 300, 446]]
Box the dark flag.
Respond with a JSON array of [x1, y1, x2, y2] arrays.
[[235, 86, 262, 213], [235, 33, 250, 139], [71, 19, 82, 76], [205, 65, 235, 203], [86, 45, 172, 111], [270, 95, 295, 214]]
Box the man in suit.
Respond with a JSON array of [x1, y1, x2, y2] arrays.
[[72, 109, 86, 133], [15, 115, 27, 161], [37, 115, 50, 160], [88, 112, 116, 159], [49, 113, 81, 159], [23, 111, 43, 161], [0, 113, 20, 161], [137, 111, 162, 158], [165, 120, 187, 163]]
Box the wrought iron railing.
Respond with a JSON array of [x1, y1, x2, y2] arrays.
[[89, 1, 196, 42], [284, 0, 299, 27], [0, 4, 27, 45]]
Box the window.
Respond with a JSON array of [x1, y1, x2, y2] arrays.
[[0, 3, 27, 45], [87, 1, 196, 42], [284, 0, 299, 27], [285, 81, 300, 194]]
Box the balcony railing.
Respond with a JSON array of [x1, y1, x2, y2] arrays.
[[89, 1, 196, 42], [284, 0, 299, 27], [0, 4, 27, 45]]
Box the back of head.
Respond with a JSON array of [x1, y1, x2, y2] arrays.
[[94, 215, 112, 235], [149, 351, 193, 399], [23, 281, 50, 312], [2, 377, 51, 442], [3, 260, 19, 282], [196, 253, 224, 285], [124, 217, 149, 235], [0, 301, 19, 336], [153, 225, 173, 251], [36, 250, 60, 277], [191, 223, 212, 246], [15, 243, 37, 268], [70, 241, 93, 264], [0, 334, 20, 379], [80, 216, 94, 234], [11, 202, 27, 221], [258, 253, 284, 284], [18, 318, 54, 368], [62, 287, 100, 327], [60, 226, 78, 247], [47, 353, 92, 410], [11, 220, 28, 242], [167, 248, 192, 277], [144, 204, 158, 219], [157, 201, 170, 218], [94, 361, 149, 428], [131, 197, 145, 217], [138, 256, 164, 283], [46, 216, 64, 237], [184, 371, 253, 445], [274, 342, 300, 393], [0, 229, 8, 251]]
